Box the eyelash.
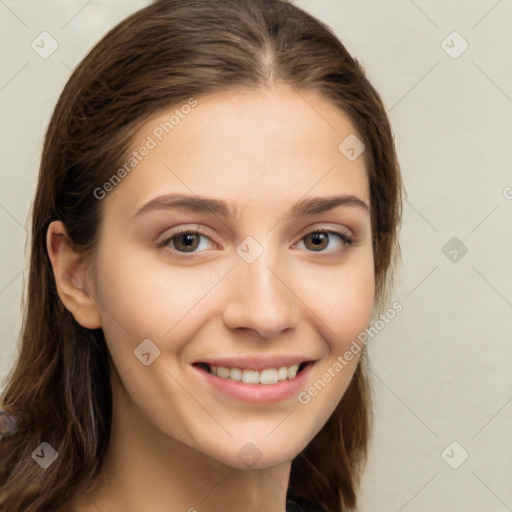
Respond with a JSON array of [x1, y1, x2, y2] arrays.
[[158, 226, 353, 257]]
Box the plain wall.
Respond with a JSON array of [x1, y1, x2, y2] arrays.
[[1, 1, 511, 510]]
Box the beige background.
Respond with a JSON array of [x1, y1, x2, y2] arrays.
[[1, 1, 511, 510]]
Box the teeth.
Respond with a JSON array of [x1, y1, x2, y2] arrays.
[[229, 368, 242, 381], [277, 366, 288, 381], [216, 366, 230, 379], [241, 369, 260, 384], [207, 363, 303, 384], [259, 368, 278, 385], [287, 364, 299, 379]]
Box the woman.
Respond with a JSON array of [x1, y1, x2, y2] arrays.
[[0, 1, 403, 510]]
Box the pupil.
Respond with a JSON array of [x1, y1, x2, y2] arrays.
[[178, 234, 198, 251], [309, 232, 327, 250]]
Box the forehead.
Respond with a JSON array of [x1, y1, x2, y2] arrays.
[[103, 85, 370, 216]]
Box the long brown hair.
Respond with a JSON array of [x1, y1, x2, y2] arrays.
[[0, 1, 403, 510]]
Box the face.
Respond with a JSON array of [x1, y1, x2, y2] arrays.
[[90, 85, 375, 470]]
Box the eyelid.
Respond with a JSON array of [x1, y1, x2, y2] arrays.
[[157, 223, 216, 239], [295, 223, 353, 241]]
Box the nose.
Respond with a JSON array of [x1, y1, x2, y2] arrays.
[[222, 251, 301, 339], [223, 251, 300, 339]]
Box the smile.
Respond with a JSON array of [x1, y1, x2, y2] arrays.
[[193, 361, 312, 385], [191, 360, 315, 405]]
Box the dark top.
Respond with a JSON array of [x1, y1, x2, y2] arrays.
[[286, 492, 328, 512]]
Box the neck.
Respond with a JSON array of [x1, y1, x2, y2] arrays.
[[72, 368, 291, 512]]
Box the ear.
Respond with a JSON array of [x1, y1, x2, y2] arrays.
[[46, 220, 102, 329]]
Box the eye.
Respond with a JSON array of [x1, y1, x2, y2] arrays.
[[160, 227, 216, 254], [295, 228, 352, 253], [159, 226, 353, 256]]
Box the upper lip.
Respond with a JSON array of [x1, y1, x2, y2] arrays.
[[192, 356, 316, 371]]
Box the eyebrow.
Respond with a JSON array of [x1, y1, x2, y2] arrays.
[[133, 192, 369, 219]]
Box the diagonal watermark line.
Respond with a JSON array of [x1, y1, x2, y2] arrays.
[[164, 162, 235, 236], [398, 472, 440, 511], [408, 0, 439, 28], [61, 60, 73, 72], [0, 266, 26, 295], [387, 62, 439, 114], [0, 62, 29, 93], [266, 164, 337, 235], [61, 0, 92, 29], [265, 409, 294, 438], [405, 198, 438, 233], [120, 367, 132, 380], [200, 468, 235, 503], [472, 396, 512, 439], [56, 261, 132, 336], [266, 265, 335, 335], [469, 204, 499, 233], [472, 471, 512, 511], [472, 0, 503, 29], [93, 298, 132, 336], [472, 60, 512, 105], [0, 0, 29, 28], [471, 265, 512, 309], [163, 367, 234, 438], [0, 203, 27, 232], [405, 266, 438, 298], [77, 491, 105, 512], [281, 76, 336, 131], [370, 367, 439, 438], [263, 467, 288, 492], [164, 266, 235, 337]]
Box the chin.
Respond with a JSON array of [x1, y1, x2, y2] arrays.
[[204, 440, 303, 471]]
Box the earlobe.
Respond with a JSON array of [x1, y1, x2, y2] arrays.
[[46, 220, 102, 329]]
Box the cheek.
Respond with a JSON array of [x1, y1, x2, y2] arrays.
[[332, 267, 375, 343], [93, 242, 161, 361], [300, 254, 375, 348], [93, 243, 223, 365], [295, 260, 374, 437]]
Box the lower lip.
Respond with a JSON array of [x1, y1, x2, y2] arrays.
[[192, 363, 314, 405]]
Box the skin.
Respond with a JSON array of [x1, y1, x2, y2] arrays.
[[47, 84, 375, 512]]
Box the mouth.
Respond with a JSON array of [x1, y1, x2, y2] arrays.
[[192, 360, 314, 385], [191, 358, 316, 405]]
